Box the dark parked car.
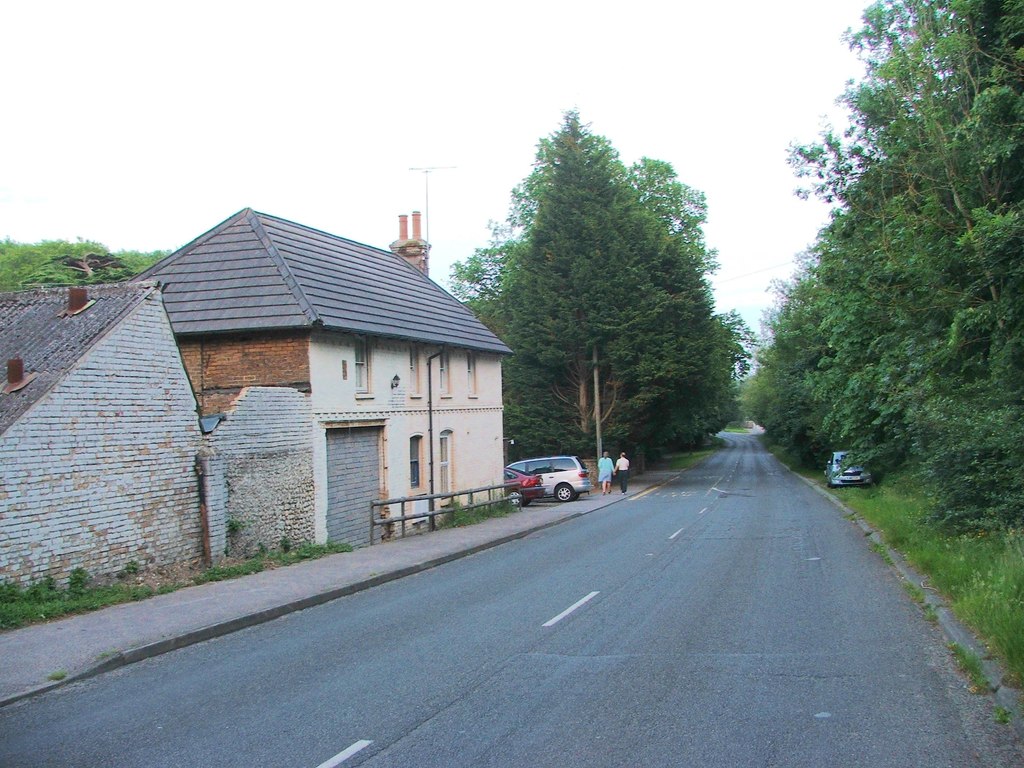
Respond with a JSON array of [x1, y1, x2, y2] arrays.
[[825, 451, 873, 487], [504, 467, 545, 507], [505, 456, 593, 502]]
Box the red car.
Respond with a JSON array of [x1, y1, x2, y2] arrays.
[[504, 467, 545, 507]]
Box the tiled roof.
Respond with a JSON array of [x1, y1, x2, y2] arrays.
[[0, 283, 156, 436], [140, 209, 512, 355]]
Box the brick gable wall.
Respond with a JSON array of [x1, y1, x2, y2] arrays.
[[178, 331, 311, 416]]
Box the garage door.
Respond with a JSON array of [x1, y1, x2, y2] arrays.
[[326, 426, 382, 545]]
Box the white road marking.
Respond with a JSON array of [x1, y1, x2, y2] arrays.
[[670, 527, 685, 540], [704, 476, 724, 496], [543, 591, 600, 627], [316, 740, 373, 767], [699, 507, 708, 515]]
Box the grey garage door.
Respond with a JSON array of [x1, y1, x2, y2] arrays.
[[326, 426, 382, 545]]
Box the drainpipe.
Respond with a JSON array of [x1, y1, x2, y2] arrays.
[[426, 349, 444, 511]]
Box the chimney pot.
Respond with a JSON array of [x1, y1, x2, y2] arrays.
[[412, 211, 422, 241], [398, 214, 409, 241], [68, 287, 88, 314], [7, 358, 23, 386]]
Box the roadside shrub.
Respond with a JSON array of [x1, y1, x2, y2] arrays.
[[919, 394, 1024, 533]]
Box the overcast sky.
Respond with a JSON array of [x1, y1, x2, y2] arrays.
[[1, 1, 869, 334]]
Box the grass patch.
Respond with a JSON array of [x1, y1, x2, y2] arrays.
[[194, 542, 354, 584], [869, 540, 894, 565], [763, 442, 821, 482], [949, 642, 991, 693], [438, 500, 514, 529], [902, 580, 926, 606], [0, 578, 159, 630], [668, 440, 723, 471], [0, 541, 354, 630], [46, 670, 67, 682], [995, 706, 1012, 725]]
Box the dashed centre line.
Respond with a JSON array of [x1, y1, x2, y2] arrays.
[[315, 739, 373, 767], [543, 591, 600, 627]]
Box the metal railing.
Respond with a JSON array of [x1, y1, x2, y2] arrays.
[[369, 481, 517, 543]]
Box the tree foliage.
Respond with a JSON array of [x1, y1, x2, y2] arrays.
[[452, 112, 750, 460], [0, 239, 165, 291], [750, 0, 1024, 531]]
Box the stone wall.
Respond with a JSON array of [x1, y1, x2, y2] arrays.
[[203, 387, 316, 557]]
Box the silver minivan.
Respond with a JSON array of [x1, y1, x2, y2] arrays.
[[505, 455, 593, 502], [825, 451, 873, 487]]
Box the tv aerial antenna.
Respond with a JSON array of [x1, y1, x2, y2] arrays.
[[409, 166, 456, 244]]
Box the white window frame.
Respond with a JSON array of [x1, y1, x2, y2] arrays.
[[409, 345, 422, 396], [439, 429, 452, 493], [410, 434, 423, 488], [466, 351, 477, 396], [354, 337, 371, 393], [439, 350, 450, 395]]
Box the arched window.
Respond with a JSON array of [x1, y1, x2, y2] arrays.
[[439, 430, 453, 493], [409, 435, 422, 488]]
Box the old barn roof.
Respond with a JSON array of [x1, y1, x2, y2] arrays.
[[140, 209, 511, 355], [0, 283, 157, 436]]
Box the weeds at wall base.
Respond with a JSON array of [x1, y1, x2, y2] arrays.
[[0, 541, 354, 630]]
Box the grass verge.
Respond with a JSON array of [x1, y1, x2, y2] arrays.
[[668, 438, 724, 471], [0, 541, 353, 630]]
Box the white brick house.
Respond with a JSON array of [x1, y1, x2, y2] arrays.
[[0, 284, 203, 585], [142, 209, 512, 548]]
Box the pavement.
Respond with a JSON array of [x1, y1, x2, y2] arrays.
[[0, 469, 679, 709]]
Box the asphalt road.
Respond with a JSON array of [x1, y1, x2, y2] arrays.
[[1, 433, 1020, 767]]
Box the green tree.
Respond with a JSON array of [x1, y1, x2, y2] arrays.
[[452, 112, 745, 459], [761, 0, 1024, 530], [0, 239, 165, 291]]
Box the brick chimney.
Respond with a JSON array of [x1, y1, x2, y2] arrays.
[[68, 287, 88, 314], [389, 210, 430, 276], [60, 286, 95, 317], [3, 357, 37, 394]]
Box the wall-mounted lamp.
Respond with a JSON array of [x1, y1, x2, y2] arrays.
[[391, 374, 401, 389]]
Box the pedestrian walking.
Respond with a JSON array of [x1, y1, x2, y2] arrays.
[[615, 452, 630, 494], [597, 450, 614, 495]]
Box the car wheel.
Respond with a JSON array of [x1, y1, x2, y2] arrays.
[[508, 491, 522, 507], [554, 483, 577, 502], [520, 497, 532, 507]]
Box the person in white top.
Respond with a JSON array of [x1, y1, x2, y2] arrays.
[[614, 452, 630, 494]]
